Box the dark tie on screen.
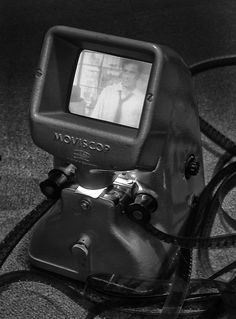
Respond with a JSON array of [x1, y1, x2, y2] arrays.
[[114, 90, 133, 124]]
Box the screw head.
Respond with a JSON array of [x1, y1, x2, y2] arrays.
[[80, 199, 91, 211], [132, 210, 144, 221], [35, 69, 43, 78], [146, 93, 153, 102]]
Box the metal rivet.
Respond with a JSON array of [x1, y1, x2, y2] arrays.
[[35, 69, 43, 78], [146, 93, 153, 102], [80, 199, 91, 211]]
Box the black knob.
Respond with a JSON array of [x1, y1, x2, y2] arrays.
[[40, 166, 75, 199], [126, 193, 157, 224], [185, 154, 200, 179]]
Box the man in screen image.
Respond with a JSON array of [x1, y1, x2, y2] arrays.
[[91, 59, 146, 128]]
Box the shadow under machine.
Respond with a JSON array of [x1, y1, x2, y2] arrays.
[[29, 26, 204, 291]]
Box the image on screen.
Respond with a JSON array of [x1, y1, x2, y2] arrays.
[[69, 50, 152, 128]]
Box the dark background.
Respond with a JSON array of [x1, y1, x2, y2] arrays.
[[0, 1, 236, 318]]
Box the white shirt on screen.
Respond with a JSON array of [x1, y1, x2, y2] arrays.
[[90, 83, 144, 128]]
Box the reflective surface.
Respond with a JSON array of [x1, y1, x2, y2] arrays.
[[69, 50, 152, 128]]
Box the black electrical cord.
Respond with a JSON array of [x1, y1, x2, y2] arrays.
[[191, 57, 236, 314], [190, 55, 236, 76], [0, 270, 108, 319], [190, 56, 236, 157], [190, 57, 236, 291], [199, 117, 236, 156], [0, 199, 56, 268], [213, 152, 234, 176], [143, 161, 236, 249]]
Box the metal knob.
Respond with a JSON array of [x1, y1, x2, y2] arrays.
[[126, 193, 157, 224], [71, 234, 91, 258], [72, 243, 89, 257]]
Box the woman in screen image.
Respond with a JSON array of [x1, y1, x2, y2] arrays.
[[90, 59, 146, 128]]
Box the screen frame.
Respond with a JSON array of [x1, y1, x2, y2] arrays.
[[30, 26, 163, 171], [68, 49, 152, 129]]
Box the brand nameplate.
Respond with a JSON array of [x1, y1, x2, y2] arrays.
[[54, 132, 110, 152]]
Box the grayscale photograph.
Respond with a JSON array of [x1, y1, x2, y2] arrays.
[[69, 50, 151, 128], [0, 1, 236, 319]]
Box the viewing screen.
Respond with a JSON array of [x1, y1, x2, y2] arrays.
[[69, 50, 152, 128]]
